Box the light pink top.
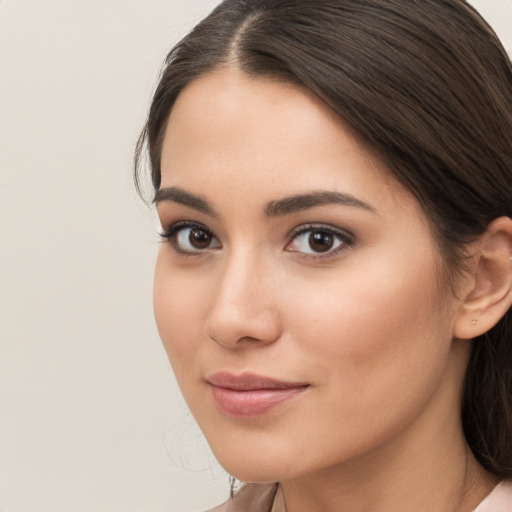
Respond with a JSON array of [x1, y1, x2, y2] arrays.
[[206, 480, 512, 512], [473, 480, 512, 512]]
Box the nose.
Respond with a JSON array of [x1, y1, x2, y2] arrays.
[[204, 252, 282, 349]]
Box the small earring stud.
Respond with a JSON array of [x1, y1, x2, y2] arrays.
[[471, 319, 477, 326]]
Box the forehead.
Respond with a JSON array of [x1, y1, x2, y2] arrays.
[[160, 67, 418, 221]]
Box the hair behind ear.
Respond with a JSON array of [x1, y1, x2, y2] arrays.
[[462, 312, 512, 477]]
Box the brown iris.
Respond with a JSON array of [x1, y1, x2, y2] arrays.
[[309, 230, 334, 253], [189, 228, 212, 249]]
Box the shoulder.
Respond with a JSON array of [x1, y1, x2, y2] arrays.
[[204, 483, 278, 512]]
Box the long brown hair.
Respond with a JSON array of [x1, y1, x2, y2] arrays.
[[135, 0, 512, 477]]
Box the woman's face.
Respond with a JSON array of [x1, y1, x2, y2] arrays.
[[154, 68, 469, 483]]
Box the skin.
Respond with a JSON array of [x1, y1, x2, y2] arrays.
[[154, 68, 497, 512]]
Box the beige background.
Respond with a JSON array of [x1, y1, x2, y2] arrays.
[[0, 1, 510, 511]]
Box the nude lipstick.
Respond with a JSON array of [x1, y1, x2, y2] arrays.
[[206, 372, 309, 418]]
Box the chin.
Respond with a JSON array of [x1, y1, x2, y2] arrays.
[[209, 443, 299, 484], [220, 461, 289, 485]]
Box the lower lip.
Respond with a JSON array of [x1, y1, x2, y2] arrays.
[[209, 385, 308, 418]]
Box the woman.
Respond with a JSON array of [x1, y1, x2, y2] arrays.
[[135, 1, 512, 510]]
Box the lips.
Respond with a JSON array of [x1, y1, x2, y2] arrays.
[[206, 372, 309, 418]]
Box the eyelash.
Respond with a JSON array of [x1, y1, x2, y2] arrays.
[[159, 221, 354, 259]]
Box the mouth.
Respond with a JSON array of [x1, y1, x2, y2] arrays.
[[206, 372, 310, 418]]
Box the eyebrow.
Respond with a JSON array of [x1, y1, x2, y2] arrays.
[[154, 186, 377, 218], [154, 187, 217, 217], [264, 191, 377, 217]]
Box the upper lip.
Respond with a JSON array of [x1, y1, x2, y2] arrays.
[[206, 372, 309, 391]]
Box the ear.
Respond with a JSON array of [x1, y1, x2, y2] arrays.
[[454, 216, 512, 340]]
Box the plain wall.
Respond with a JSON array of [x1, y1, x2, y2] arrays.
[[0, 1, 510, 511]]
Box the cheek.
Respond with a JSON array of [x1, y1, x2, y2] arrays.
[[284, 252, 451, 409], [153, 251, 208, 376]]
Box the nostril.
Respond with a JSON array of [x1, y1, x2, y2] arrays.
[[207, 329, 263, 348]]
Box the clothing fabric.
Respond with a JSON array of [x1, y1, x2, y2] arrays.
[[205, 483, 277, 512], [473, 480, 512, 512], [205, 480, 512, 512]]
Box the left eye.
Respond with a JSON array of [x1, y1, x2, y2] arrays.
[[286, 226, 351, 255]]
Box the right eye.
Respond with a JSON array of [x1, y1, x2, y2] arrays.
[[160, 222, 221, 254]]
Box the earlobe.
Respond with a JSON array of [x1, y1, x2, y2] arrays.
[[454, 216, 512, 340]]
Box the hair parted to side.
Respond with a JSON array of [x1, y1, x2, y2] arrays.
[[135, 0, 512, 477]]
